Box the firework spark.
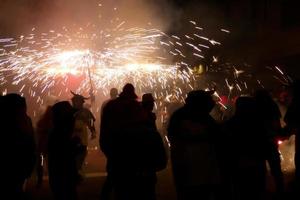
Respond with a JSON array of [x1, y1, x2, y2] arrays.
[[0, 11, 290, 120]]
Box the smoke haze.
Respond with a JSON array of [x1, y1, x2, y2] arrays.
[[0, 0, 178, 35]]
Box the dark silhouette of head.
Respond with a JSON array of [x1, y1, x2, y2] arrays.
[[291, 79, 300, 100], [51, 101, 74, 127], [110, 88, 118, 99], [119, 83, 138, 99], [4, 93, 27, 114], [254, 89, 274, 105], [235, 96, 257, 117], [185, 90, 215, 113], [142, 93, 155, 111]]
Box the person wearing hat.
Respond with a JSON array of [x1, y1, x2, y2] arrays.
[[71, 92, 96, 182]]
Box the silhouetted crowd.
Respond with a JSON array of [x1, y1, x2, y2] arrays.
[[1, 80, 300, 200]]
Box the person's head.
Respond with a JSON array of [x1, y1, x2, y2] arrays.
[[142, 93, 155, 111], [4, 93, 27, 115], [254, 89, 273, 104], [110, 88, 118, 99], [291, 79, 300, 100], [119, 83, 138, 99], [185, 90, 215, 113], [235, 96, 257, 117], [51, 101, 74, 126], [71, 91, 88, 109], [278, 90, 290, 105]]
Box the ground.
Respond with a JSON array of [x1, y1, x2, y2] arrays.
[[24, 138, 296, 200]]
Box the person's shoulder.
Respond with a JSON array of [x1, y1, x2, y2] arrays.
[[170, 106, 185, 119], [106, 98, 120, 108], [103, 98, 121, 113], [101, 99, 108, 108]]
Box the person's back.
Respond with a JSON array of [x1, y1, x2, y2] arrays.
[[100, 88, 118, 118], [48, 101, 78, 200], [168, 90, 222, 200], [99, 88, 119, 200], [139, 93, 168, 200], [2, 94, 36, 198], [36, 106, 53, 187], [107, 93, 146, 171], [255, 90, 282, 131], [225, 96, 267, 200], [254, 89, 284, 195], [101, 84, 160, 200]]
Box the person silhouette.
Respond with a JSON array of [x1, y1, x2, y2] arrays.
[[99, 88, 118, 200], [48, 101, 78, 200], [224, 96, 268, 200], [142, 93, 156, 128], [140, 93, 167, 200], [2, 94, 36, 199], [100, 83, 164, 200], [101, 88, 118, 118], [168, 90, 222, 200], [254, 89, 284, 195], [36, 106, 53, 188], [71, 92, 96, 181], [100, 83, 143, 200]]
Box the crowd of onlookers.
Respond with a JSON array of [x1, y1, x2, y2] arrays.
[[1, 80, 300, 200]]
